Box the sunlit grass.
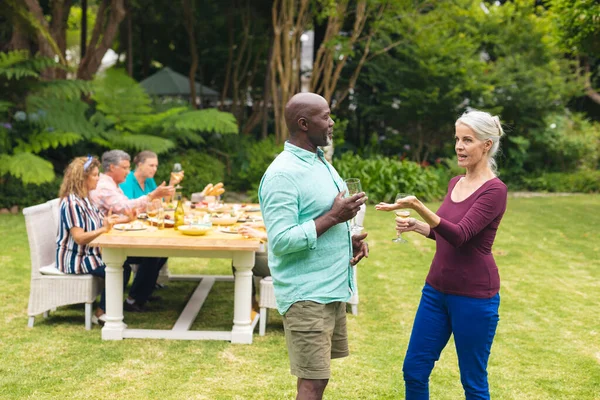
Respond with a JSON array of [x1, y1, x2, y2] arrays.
[[0, 194, 598, 399]]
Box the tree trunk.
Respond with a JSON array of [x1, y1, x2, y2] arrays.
[[76, 0, 127, 80], [50, 0, 72, 78], [7, 18, 31, 52], [81, 0, 87, 59], [220, 5, 235, 111], [270, 0, 310, 144], [22, 0, 71, 78], [140, 23, 149, 79], [182, 0, 198, 109], [126, 2, 133, 77], [261, 40, 274, 139]]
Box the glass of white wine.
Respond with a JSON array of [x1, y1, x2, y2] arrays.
[[344, 178, 363, 234], [171, 163, 184, 189], [392, 192, 412, 243]]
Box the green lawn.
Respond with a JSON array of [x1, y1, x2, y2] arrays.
[[1, 195, 599, 399]]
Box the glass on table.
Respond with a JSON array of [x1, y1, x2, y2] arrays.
[[147, 199, 164, 229], [392, 193, 412, 243]]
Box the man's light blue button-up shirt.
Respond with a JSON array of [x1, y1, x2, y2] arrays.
[[259, 142, 354, 315]]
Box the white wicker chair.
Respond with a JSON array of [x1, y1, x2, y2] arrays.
[[258, 277, 277, 336], [23, 199, 103, 330]]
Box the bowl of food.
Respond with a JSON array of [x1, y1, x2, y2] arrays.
[[210, 214, 238, 226], [178, 225, 212, 236]]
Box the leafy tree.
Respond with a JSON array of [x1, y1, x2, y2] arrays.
[[551, 0, 600, 105], [336, 0, 578, 180]]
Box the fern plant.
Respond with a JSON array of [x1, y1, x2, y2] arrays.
[[0, 59, 240, 186], [91, 69, 239, 154], [0, 51, 91, 184]]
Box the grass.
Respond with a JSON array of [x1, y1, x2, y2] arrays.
[[0, 194, 599, 399]]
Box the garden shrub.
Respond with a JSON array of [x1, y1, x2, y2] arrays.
[[156, 150, 225, 197], [521, 170, 600, 193], [226, 136, 283, 192], [530, 113, 600, 172], [333, 152, 446, 203], [0, 176, 61, 208]]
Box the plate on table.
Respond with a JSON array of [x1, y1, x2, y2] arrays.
[[211, 216, 238, 226], [237, 214, 263, 223], [218, 226, 240, 234], [147, 217, 175, 227], [114, 222, 147, 231], [243, 206, 261, 212], [178, 225, 211, 236]]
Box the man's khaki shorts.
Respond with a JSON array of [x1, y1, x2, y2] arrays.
[[282, 301, 349, 380]]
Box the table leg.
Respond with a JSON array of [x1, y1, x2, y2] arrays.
[[231, 251, 255, 344], [101, 249, 127, 340]]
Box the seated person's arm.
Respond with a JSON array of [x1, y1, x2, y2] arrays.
[[70, 214, 120, 246], [239, 224, 268, 241]]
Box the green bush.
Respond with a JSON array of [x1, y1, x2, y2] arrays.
[[0, 175, 61, 208], [225, 136, 283, 192], [333, 152, 446, 203], [521, 170, 600, 193], [156, 150, 225, 198], [529, 113, 600, 172]]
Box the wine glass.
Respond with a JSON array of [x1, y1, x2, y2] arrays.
[[344, 178, 363, 234], [147, 199, 164, 229], [171, 163, 184, 188], [392, 193, 412, 243]]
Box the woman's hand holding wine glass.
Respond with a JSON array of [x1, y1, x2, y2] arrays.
[[375, 193, 415, 243]]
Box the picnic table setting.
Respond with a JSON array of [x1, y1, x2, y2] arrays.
[[89, 179, 266, 344]]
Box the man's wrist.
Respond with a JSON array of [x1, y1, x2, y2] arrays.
[[324, 211, 342, 226]]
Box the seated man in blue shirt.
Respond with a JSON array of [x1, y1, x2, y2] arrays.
[[259, 92, 369, 400]]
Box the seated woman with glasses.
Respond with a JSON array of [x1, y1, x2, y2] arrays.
[[56, 156, 132, 324]]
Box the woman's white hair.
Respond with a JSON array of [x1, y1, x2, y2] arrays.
[[455, 109, 505, 174]]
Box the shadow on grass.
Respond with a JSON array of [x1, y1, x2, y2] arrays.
[[42, 280, 286, 334]]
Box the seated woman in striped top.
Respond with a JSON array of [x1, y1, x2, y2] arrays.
[[55, 156, 132, 324]]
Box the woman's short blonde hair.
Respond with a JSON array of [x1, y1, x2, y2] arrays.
[[59, 156, 101, 199]]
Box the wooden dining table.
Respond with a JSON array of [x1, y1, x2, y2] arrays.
[[89, 221, 263, 344]]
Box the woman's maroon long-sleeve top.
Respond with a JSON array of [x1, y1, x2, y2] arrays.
[[426, 175, 507, 298]]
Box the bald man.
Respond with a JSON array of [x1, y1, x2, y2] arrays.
[[259, 93, 369, 400]]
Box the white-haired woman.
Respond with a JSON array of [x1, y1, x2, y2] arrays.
[[376, 110, 507, 399]]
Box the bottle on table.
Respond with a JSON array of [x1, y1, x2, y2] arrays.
[[174, 191, 185, 230]]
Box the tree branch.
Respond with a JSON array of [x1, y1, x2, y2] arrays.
[[583, 58, 600, 105], [77, 0, 126, 80]]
